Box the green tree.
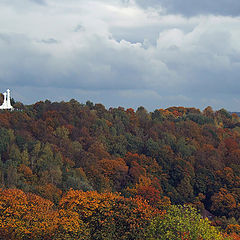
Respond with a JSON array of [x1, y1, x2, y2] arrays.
[[9, 144, 21, 165], [0, 128, 10, 155], [30, 141, 41, 170], [21, 149, 30, 166], [146, 205, 224, 240]]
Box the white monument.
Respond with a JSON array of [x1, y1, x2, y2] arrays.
[[0, 89, 14, 110]]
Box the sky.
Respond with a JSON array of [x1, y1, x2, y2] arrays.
[[0, 0, 240, 111]]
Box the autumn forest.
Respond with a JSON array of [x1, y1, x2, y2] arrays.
[[1, 99, 240, 239]]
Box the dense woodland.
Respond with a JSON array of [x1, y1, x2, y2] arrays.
[[1, 98, 240, 239]]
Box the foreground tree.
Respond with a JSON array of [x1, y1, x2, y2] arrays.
[[58, 189, 160, 240], [146, 205, 226, 240], [0, 188, 58, 240]]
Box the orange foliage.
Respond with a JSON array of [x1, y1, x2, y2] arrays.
[[211, 188, 237, 216], [0, 112, 11, 128], [18, 164, 33, 180], [224, 232, 240, 240], [226, 224, 240, 235], [216, 167, 235, 186], [64, 124, 74, 134], [36, 183, 62, 203], [128, 176, 169, 208], [97, 158, 128, 188], [0, 188, 58, 240], [59, 189, 161, 239], [223, 137, 239, 154], [63, 157, 75, 167]]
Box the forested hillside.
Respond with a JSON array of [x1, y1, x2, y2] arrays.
[[1, 99, 240, 239]]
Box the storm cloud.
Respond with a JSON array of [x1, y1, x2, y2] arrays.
[[0, 0, 240, 111]]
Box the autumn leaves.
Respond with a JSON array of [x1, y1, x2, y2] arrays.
[[0, 188, 226, 240], [0, 188, 159, 239]]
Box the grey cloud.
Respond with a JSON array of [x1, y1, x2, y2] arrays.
[[29, 0, 46, 5], [0, 34, 11, 44], [1, 28, 240, 111], [154, 29, 240, 96], [0, 0, 47, 13], [1, 0, 240, 111], [0, 33, 52, 87], [0, 33, 146, 90], [111, 26, 161, 45], [74, 24, 85, 32], [41, 38, 59, 44], [136, 0, 240, 16]]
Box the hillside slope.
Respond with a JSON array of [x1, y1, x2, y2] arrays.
[[0, 100, 240, 234]]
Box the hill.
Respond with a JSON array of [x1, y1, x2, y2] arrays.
[[0, 100, 240, 238]]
